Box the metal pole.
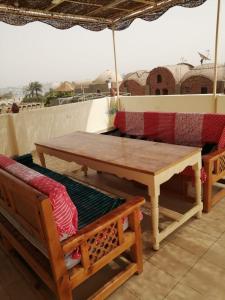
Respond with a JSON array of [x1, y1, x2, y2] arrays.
[[213, 0, 221, 112], [112, 27, 120, 100]]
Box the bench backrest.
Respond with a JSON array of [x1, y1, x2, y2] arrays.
[[0, 168, 71, 286], [114, 111, 225, 148], [0, 169, 50, 246]]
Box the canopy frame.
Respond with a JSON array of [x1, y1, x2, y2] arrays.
[[0, 1, 208, 31]]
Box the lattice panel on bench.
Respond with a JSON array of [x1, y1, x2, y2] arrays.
[[87, 222, 119, 264], [219, 155, 225, 173]]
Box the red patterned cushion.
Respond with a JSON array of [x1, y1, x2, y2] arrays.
[[218, 127, 225, 150], [114, 112, 225, 147], [175, 113, 203, 146], [0, 155, 78, 240], [126, 112, 144, 135], [202, 114, 225, 144], [181, 166, 207, 183], [114, 111, 126, 133]]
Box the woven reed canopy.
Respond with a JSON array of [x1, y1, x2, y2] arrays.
[[0, 0, 207, 31]]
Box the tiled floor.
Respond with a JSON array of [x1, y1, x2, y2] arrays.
[[1, 154, 225, 300]]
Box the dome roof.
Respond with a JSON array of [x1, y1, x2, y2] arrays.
[[150, 63, 193, 83], [54, 81, 74, 92], [73, 80, 92, 88], [123, 70, 149, 86], [165, 63, 193, 83], [92, 70, 122, 85], [181, 63, 225, 82], [51, 82, 61, 89]]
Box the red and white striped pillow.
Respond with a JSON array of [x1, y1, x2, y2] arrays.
[[0, 155, 78, 240]]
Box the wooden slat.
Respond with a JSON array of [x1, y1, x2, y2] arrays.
[[128, 209, 143, 273], [70, 232, 135, 288], [159, 206, 182, 221], [62, 197, 144, 254], [158, 205, 203, 242], [211, 188, 225, 206], [0, 215, 55, 291], [80, 241, 91, 270], [117, 218, 124, 245], [87, 0, 129, 16], [0, 169, 47, 243], [89, 263, 137, 300], [39, 199, 72, 300]]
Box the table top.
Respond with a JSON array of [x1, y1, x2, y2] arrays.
[[36, 131, 201, 175]]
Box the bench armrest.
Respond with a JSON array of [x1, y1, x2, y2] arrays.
[[62, 196, 145, 254], [203, 148, 225, 179], [203, 148, 225, 162]]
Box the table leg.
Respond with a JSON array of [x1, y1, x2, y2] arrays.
[[192, 161, 202, 219], [148, 185, 160, 250], [82, 165, 88, 177], [37, 151, 46, 168]]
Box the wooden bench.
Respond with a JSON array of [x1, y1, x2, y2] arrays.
[[0, 154, 144, 300], [111, 111, 225, 212]]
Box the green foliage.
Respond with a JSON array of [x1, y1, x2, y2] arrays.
[[23, 81, 44, 103], [108, 101, 118, 115], [24, 81, 43, 98], [22, 94, 45, 103]]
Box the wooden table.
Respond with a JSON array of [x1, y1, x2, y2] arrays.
[[35, 131, 202, 250]]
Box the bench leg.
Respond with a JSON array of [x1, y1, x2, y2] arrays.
[[56, 276, 72, 300], [82, 165, 88, 177], [203, 179, 212, 213], [128, 209, 143, 274], [203, 161, 213, 213]]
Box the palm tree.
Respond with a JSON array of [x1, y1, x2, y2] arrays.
[[25, 82, 43, 99], [33, 81, 43, 97]]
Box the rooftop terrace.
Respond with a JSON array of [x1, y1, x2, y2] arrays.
[[0, 94, 225, 299], [1, 151, 225, 299]]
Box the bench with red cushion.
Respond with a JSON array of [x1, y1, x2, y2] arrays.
[[113, 111, 225, 212]]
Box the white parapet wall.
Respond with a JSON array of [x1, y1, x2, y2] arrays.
[[217, 95, 225, 113], [119, 94, 217, 113], [0, 114, 17, 156], [0, 94, 225, 156], [0, 97, 116, 156]]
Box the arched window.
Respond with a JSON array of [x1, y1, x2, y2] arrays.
[[201, 87, 208, 94], [155, 89, 161, 95], [157, 74, 162, 83], [184, 86, 191, 94], [162, 89, 168, 95]]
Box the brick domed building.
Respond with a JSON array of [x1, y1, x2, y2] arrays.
[[120, 70, 149, 95], [146, 63, 193, 95], [181, 63, 225, 94], [89, 70, 122, 94]]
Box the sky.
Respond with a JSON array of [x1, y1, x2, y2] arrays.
[[0, 0, 224, 88]]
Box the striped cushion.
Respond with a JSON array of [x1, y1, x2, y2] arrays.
[[0, 155, 78, 240], [16, 154, 125, 230]]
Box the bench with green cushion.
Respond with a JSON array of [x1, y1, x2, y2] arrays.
[[15, 154, 125, 230]]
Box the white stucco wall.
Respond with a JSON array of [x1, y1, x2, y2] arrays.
[[0, 95, 225, 156], [1, 97, 115, 155], [217, 95, 225, 113], [119, 94, 215, 113], [0, 114, 18, 156]]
